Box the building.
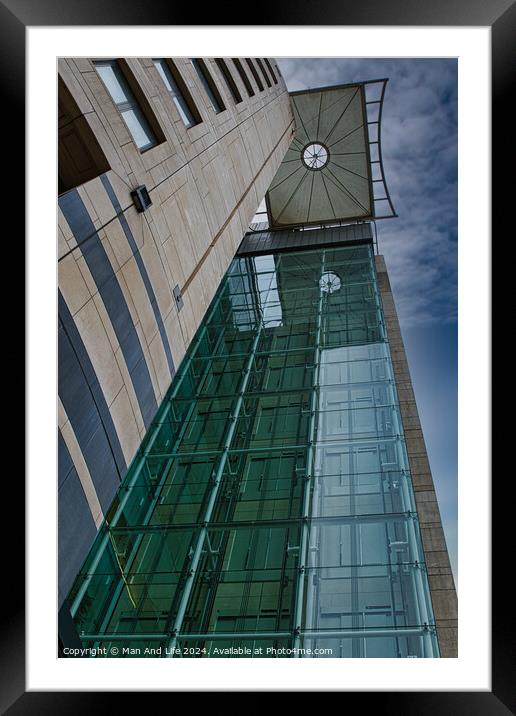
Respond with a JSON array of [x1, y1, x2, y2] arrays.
[[58, 58, 457, 658]]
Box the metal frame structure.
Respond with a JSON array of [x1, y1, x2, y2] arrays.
[[264, 79, 397, 232], [363, 79, 397, 220], [66, 237, 438, 658]]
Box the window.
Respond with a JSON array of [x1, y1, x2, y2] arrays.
[[245, 59, 264, 92], [255, 58, 272, 88], [264, 58, 278, 84], [153, 58, 201, 128], [232, 59, 254, 97], [191, 59, 225, 114], [95, 60, 162, 151], [215, 59, 243, 104], [58, 76, 110, 194]]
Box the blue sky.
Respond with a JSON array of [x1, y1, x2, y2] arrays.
[[277, 58, 458, 581]]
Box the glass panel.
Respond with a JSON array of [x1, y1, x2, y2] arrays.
[[153, 59, 196, 128], [215, 58, 243, 104], [299, 631, 436, 658], [181, 524, 300, 636], [95, 62, 129, 105], [191, 58, 224, 114], [95, 60, 157, 151], [66, 242, 438, 657], [120, 108, 154, 150], [232, 58, 255, 97]]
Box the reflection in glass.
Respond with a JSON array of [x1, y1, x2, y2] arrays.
[[153, 59, 198, 128], [95, 60, 157, 151], [66, 243, 438, 658]]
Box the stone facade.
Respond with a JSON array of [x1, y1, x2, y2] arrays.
[[58, 57, 294, 604], [375, 254, 458, 657]]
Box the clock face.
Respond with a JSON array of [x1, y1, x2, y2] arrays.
[[302, 142, 329, 170], [319, 271, 342, 294]]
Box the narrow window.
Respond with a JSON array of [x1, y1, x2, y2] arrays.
[[264, 58, 278, 84], [95, 60, 162, 152], [232, 59, 254, 97], [191, 58, 225, 114], [215, 58, 242, 104], [153, 58, 201, 128], [256, 58, 272, 88], [245, 59, 264, 92], [58, 76, 110, 194]]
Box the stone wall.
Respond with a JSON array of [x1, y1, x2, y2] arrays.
[[57, 57, 294, 604], [375, 254, 458, 657]]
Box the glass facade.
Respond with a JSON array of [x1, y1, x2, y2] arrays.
[[66, 241, 439, 658]]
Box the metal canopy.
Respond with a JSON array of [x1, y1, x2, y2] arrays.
[[265, 80, 395, 230]]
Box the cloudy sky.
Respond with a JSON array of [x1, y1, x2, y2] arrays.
[[277, 58, 458, 581]]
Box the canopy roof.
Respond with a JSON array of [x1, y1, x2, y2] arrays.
[[266, 83, 376, 229]]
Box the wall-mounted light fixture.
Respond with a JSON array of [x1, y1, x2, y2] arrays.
[[130, 185, 152, 212]]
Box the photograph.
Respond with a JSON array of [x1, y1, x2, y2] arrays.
[[57, 56, 458, 660], [13, 8, 504, 705]]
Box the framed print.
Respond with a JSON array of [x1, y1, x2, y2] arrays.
[[12, 0, 509, 709]]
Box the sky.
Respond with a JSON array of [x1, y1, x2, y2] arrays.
[[276, 58, 458, 581]]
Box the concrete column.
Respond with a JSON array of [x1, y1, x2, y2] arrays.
[[375, 254, 458, 657]]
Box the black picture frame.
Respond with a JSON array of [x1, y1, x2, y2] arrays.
[[12, 0, 509, 710]]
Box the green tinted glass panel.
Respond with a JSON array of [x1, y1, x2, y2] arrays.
[[66, 243, 438, 658]]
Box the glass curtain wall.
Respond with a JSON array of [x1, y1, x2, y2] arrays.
[[66, 242, 439, 658]]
